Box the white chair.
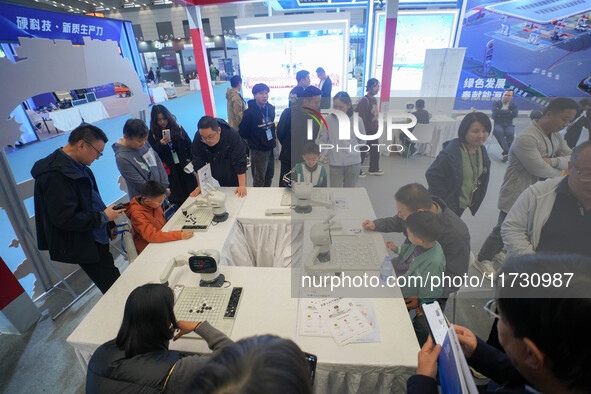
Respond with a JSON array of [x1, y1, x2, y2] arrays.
[[110, 211, 138, 264], [406, 123, 436, 163]]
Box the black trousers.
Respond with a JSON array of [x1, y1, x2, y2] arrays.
[[80, 242, 121, 294], [279, 160, 291, 187], [360, 137, 380, 172]]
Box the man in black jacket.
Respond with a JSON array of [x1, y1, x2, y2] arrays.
[[288, 70, 311, 107], [191, 116, 247, 197], [316, 67, 332, 109], [31, 124, 124, 293], [238, 83, 276, 187], [362, 183, 471, 299], [277, 86, 322, 187], [492, 88, 518, 162]]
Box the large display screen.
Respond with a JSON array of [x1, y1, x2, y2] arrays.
[[373, 11, 458, 92], [238, 34, 344, 107], [454, 0, 591, 110]]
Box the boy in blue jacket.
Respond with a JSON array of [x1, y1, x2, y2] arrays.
[[386, 211, 445, 345]]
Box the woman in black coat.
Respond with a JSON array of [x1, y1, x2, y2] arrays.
[[148, 104, 198, 205], [86, 283, 232, 393], [425, 112, 491, 217]]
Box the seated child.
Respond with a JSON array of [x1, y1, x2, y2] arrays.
[[293, 142, 327, 187], [125, 180, 193, 253], [385, 211, 445, 345], [402, 99, 431, 157]]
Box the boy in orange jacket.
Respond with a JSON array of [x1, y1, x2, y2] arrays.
[[125, 180, 193, 253]]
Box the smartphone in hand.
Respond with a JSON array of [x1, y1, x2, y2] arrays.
[[162, 129, 171, 139], [422, 300, 449, 345]]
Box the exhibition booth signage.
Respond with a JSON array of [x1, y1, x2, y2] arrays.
[[0, 2, 124, 44]]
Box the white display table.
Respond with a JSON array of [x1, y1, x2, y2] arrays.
[[42, 101, 110, 132], [158, 82, 176, 97], [67, 187, 419, 393], [77, 101, 109, 125], [149, 86, 168, 103], [44, 107, 82, 132], [189, 79, 201, 91], [429, 114, 458, 156]]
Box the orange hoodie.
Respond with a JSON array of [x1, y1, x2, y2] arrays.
[[124, 197, 183, 254]]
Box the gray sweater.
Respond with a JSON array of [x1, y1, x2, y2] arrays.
[[163, 321, 234, 392], [113, 139, 169, 200], [497, 122, 570, 213]]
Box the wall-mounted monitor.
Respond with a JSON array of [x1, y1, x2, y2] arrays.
[[236, 13, 350, 108], [454, 0, 591, 110], [238, 34, 344, 107], [372, 10, 459, 95]]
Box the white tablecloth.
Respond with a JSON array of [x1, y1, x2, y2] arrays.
[[77, 101, 109, 124], [44, 107, 82, 132], [43, 101, 110, 132], [67, 264, 418, 393], [158, 82, 176, 97], [429, 114, 458, 156], [237, 187, 377, 224], [189, 79, 201, 91], [149, 86, 168, 103], [67, 187, 419, 393]]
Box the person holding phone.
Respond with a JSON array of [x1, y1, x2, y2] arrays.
[[149, 104, 198, 205], [408, 254, 591, 394], [31, 124, 124, 294]]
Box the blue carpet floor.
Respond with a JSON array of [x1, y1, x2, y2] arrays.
[[3, 83, 230, 293]]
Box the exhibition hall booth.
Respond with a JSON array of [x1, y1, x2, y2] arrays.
[[68, 187, 421, 392], [1, 0, 591, 392]]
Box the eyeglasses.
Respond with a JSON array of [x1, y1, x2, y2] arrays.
[[199, 131, 219, 143], [83, 140, 103, 157], [484, 299, 500, 320], [573, 165, 591, 182]]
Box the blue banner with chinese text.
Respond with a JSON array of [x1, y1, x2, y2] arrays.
[[0, 3, 123, 45]]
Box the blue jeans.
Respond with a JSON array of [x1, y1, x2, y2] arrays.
[[251, 149, 274, 187], [329, 164, 361, 187], [493, 124, 515, 155]]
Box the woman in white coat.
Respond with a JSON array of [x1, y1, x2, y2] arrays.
[[318, 91, 365, 187]]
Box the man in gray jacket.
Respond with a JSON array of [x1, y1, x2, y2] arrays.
[[113, 119, 169, 201], [362, 183, 471, 299], [502, 141, 591, 258], [477, 98, 577, 273]]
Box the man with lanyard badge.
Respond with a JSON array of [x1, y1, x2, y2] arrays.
[[239, 83, 277, 187]]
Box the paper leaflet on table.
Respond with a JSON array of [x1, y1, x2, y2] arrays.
[[197, 163, 220, 197], [438, 324, 478, 394], [297, 296, 380, 343], [317, 298, 373, 346], [350, 299, 380, 343], [298, 295, 378, 346]]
